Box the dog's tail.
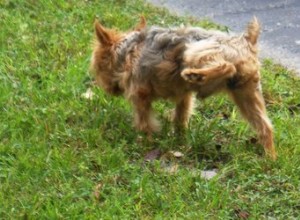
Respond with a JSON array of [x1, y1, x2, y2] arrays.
[[245, 17, 260, 45]]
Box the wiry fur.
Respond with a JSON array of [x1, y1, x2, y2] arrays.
[[90, 17, 277, 160]]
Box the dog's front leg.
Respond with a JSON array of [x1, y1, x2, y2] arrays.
[[229, 86, 277, 160], [173, 92, 194, 129], [131, 88, 160, 138]]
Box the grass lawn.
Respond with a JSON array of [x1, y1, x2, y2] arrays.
[[1, 0, 300, 218]]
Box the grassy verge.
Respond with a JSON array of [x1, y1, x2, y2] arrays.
[[1, 0, 300, 218]]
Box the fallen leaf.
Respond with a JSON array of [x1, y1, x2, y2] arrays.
[[238, 211, 250, 219], [144, 149, 161, 162], [234, 207, 250, 219]]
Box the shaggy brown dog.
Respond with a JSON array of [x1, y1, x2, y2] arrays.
[[90, 17, 277, 160]]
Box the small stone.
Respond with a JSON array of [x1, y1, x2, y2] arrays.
[[170, 151, 184, 158], [81, 88, 94, 100], [200, 169, 218, 180]]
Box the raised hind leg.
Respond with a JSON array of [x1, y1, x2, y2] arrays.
[[181, 62, 236, 85]]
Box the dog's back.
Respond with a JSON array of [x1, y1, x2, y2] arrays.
[[132, 26, 228, 99]]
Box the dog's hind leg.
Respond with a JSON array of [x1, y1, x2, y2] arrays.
[[181, 61, 236, 85], [229, 85, 277, 160]]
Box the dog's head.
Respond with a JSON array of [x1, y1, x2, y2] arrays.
[[90, 16, 146, 96]]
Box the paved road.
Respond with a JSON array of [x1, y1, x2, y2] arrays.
[[148, 0, 300, 75]]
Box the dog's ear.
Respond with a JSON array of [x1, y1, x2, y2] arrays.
[[94, 20, 113, 46], [134, 15, 146, 31], [245, 17, 260, 45]]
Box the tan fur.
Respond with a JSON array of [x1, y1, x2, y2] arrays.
[[134, 16, 147, 31], [90, 17, 277, 160]]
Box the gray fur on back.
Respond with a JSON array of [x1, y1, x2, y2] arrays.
[[135, 26, 228, 81], [113, 25, 230, 84], [116, 31, 145, 67]]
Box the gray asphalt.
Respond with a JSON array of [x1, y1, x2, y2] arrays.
[[147, 0, 300, 75]]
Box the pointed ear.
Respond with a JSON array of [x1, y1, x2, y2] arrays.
[[134, 15, 146, 31], [245, 16, 260, 45], [94, 20, 112, 45]]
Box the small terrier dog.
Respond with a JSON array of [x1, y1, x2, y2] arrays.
[[90, 16, 277, 160]]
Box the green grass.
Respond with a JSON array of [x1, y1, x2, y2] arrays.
[[1, 0, 300, 219]]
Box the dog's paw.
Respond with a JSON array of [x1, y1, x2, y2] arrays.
[[218, 63, 227, 72], [181, 69, 205, 83]]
